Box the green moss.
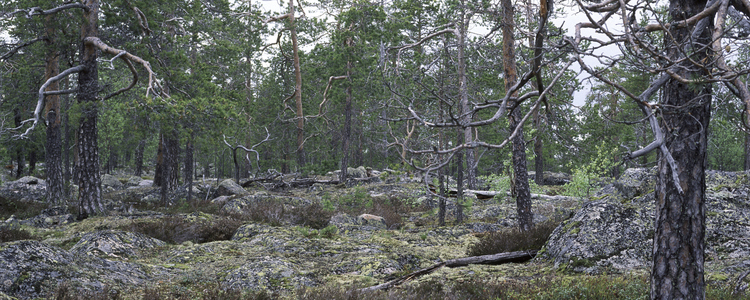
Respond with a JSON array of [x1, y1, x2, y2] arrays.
[[562, 220, 581, 233], [570, 257, 594, 268], [570, 228, 581, 234], [707, 272, 730, 281]]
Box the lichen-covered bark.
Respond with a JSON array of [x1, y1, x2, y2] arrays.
[[77, 0, 103, 218], [651, 0, 711, 297]]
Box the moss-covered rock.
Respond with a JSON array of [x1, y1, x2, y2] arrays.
[[102, 174, 124, 192], [0, 240, 154, 299], [223, 258, 314, 291], [216, 179, 248, 197], [70, 230, 166, 258], [329, 213, 387, 231], [0, 176, 47, 203]]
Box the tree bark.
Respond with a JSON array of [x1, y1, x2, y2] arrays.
[[457, 2, 476, 190], [77, 0, 103, 219], [288, 0, 306, 168], [528, 0, 545, 186], [185, 136, 194, 203], [44, 15, 64, 204], [650, 0, 711, 298], [502, 0, 533, 231], [134, 139, 145, 176], [154, 134, 165, 186], [62, 77, 71, 199], [340, 59, 353, 183], [13, 108, 25, 179], [455, 134, 464, 224], [745, 112, 750, 170]]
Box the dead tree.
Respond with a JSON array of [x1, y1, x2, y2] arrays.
[[383, 0, 564, 229], [223, 128, 273, 183]]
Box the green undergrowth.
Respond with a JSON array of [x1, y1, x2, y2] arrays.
[[298, 274, 750, 300], [0, 226, 35, 243], [0, 196, 48, 219], [118, 215, 243, 244]]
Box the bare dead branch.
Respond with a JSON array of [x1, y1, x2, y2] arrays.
[[265, 13, 291, 23], [642, 0, 723, 32], [318, 75, 348, 115], [223, 128, 274, 176], [16, 65, 85, 139], [83, 37, 167, 98], [133, 7, 152, 36], [3, 3, 89, 18], [1, 38, 47, 61]]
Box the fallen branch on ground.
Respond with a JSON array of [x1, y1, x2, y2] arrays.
[[359, 250, 538, 293]]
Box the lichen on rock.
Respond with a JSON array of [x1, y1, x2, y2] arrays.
[[70, 230, 166, 258]]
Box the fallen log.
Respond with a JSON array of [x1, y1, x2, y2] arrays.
[[359, 250, 537, 293], [466, 190, 579, 202]]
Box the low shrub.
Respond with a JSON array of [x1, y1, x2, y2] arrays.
[[123, 215, 243, 244], [52, 282, 119, 300], [0, 196, 48, 219], [467, 217, 561, 256], [288, 201, 333, 229], [298, 274, 749, 300], [0, 226, 34, 243], [234, 198, 286, 226]]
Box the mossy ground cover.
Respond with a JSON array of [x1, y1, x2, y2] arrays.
[[3, 174, 750, 299]]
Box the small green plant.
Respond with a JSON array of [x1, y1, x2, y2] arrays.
[[296, 226, 318, 238], [321, 194, 335, 212], [562, 142, 618, 198], [319, 224, 338, 239]]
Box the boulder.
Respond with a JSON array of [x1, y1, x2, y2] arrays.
[[0, 241, 153, 299], [70, 230, 166, 258], [19, 207, 74, 228], [333, 166, 369, 179], [542, 194, 654, 273], [137, 180, 153, 187], [126, 176, 143, 187], [543, 172, 571, 186], [612, 168, 655, 199], [329, 213, 387, 231], [542, 168, 750, 274], [231, 223, 278, 241], [0, 176, 47, 203], [216, 179, 248, 197], [222, 258, 314, 291], [101, 174, 124, 192], [349, 166, 368, 178]]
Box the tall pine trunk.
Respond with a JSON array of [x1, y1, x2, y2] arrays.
[[288, 0, 305, 168], [340, 59, 353, 183], [502, 0, 533, 231], [650, 0, 711, 297], [44, 15, 64, 205], [77, 0, 103, 219]]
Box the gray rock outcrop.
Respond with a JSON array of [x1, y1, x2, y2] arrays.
[[216, 179, 248, 197], [0, 241, 153, 299], [0, 176, 46, 203], [19, 207, 74, 228], [70, 230, 166, 258], [543, 168, 750, 274], [101, 174, 124, 192], [329, 213, 387, 231], [223, 258, 314, 291]]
